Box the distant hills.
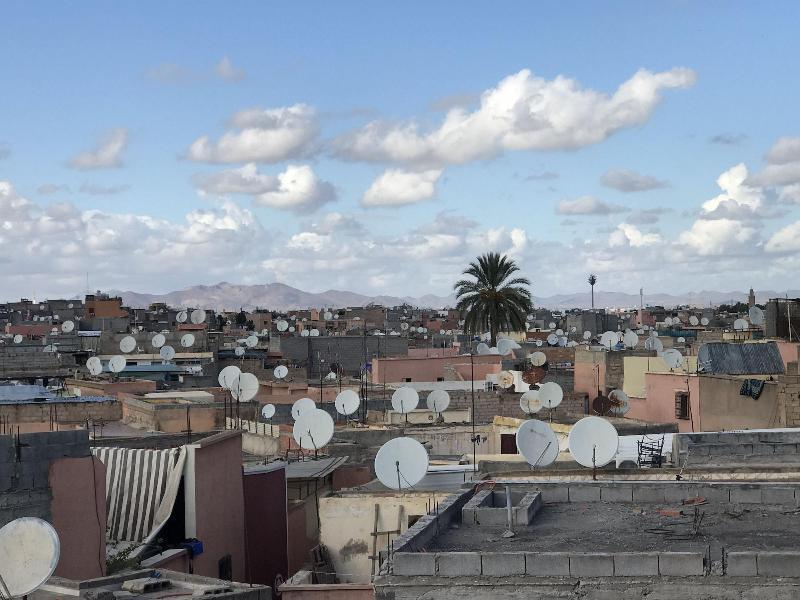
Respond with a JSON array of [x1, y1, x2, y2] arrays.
[[112, 282, 800, 311]]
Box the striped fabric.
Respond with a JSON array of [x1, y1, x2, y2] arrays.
[[91, 446, 181, 542]]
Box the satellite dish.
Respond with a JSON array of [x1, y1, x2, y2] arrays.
[[644, 336, 663, 352], [546, 334, 559, 346], [538, 381, 563, 409], [335, 390, 360, 416], [231, 372, 259, 402], [190, 309, 206, 325], [180, 333, 195, 348], [416, 327, 424, 334], [558, 336, 568, 347], [568, 416, 619, 468], [234, 346, 245, 357], [86, 356, 102, 376], [159, 345, 176, 361], [13, 334, 23, 344], [119, 336, 136, 353], [276, 319, 289, 332], [291, 397, 316, 421], [218, 365, 241, 389], [497, 338, 515, 355], [733, 318, 749, 331], [289, 326, 296, 333], [660, 348, 683, 369], [324, 311, 333, 320], [391, 387, 419, 413], [548, 322, 556, 329], [749, 306, 764, 326], [516, 420, 559, 467], [310, 329, 320, 337], [426, 390, 450, 414], [700, 317, 710, 326], [520, 389, 542, 414], [293, 409, 334, 450], [527, 314, 534, 321], [274, 365, 288, 379], [689, 315, 699, 326], [600, 331, 618, 350], [664, 317, 673, 326], [61, 320, 74, 333], [535, 339, 543, 347], [476, 342, 490, 355], [623, 330, 639, 349], [68, 303, 74, 308], [530, 351, 547, 367], [608, 389, 630, 416], [151, 333, 166, 349], [108, 355, 126, 373], [245, 335, 259, 348], [0, 517, 60, 597], [400, 322, 409, 331], [497, 371, 515, 389], [300, 329, 310, 337], [42, 345, 57, 353], [374, 437, 429, 490], [677, 336, 686, 344], [261, 403, 276, 419], [555, 328, 564, 337], [176, 310, 188, 323]]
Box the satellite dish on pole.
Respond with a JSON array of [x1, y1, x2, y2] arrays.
[[374, 437, 429, 490], [516, 420, 559, 467], [497, 371, 515, 389], [0, 517, 60, 598], [391, 387, 419, 414], [599, 331, 618, 350], [231, 372, 259, 402], [700, 317, 710, 326], [529, 351, 547, 367], [245, 335, 259, 348], [261, 403, 276, 419], [335, 390, 360, 416], [119, 336, 136, 353], [277, 320, 289, 332], [190, 309, 206, 325], [476, 342, 490, 355], [644, 336, 664, 352], [538, 382, 563, 409], [749, 306, 765, 326], [689, 315, 699, 326], [734, 318, 749, 331], [608, 389, 630, 416], [274, 365, 288, 379], [61, 320, 74, 333], [176, 310, 188, 323], [426, 390, 450, 414], [180, 333, 195, 348], [151, 333, 166, 349], [568, 416, 619, 468], [623, 330, 639, 349], [108, 355, 126, 373], [660, 348, 683, 370], [86, 356, 102, 376], [520, 389, 542, 414], [291, 397, 316, 421], [292, 409, 334, 450], [218, 365, 241, 389], [13, 334, 23, 344]]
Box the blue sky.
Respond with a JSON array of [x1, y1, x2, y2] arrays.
[[2, 2, 800, 300]]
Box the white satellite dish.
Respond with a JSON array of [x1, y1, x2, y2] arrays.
[[555, 328, 564, 337], [42, 345, 57, 353], [400, 322, 409, 331], [151, 333, 166, 349], [0, 517, 60, 597], [520, 389, 542, 414], [108, 355, 126, 373], [374, 437, 429, 490], [231, 372, 259, 402], [689, 315, 699, 326], [159, 345, 176, 361], [335, 390, 360, 416], [119, 336, 136, 353], [516, 420, 559, 467], [218, 365, 241, 389], [300, 329, 310, 337], [497, 338, 515, 355], [234, 346, 245, 357], [568, 416, 619, 468], [190, 309, 206, 325], [535, 339, 543, 347], [538, 381, 563, 409], [86, 356, 102, 376], [664, 317, 673, 326], [274, 365, 288, 379], [310, 328, 320, 337], [734, 318, 749, 331], [660, 348, 683, 369], [293, 409, 334, 450], [498, 370, 515, 388], [700, 317, 710, 326], [476, 342, 490, 355], [527, 314, 534, 321], [548, 322, 556, 329], [245, 334, 259, 348], [391, 387, 419, 413], [749, 306, 764, 326], [289, 326, 296, 333], [608, 389, 630, 416], [644, 336, 664, 352], [261, 403, 276, 419], [426, 390, 450, 414], [180, 333, 195, 348], [677, 336, 686, 344], [600, 331, 618, 349], [13, 334, 23, 344], [291, 397, 316, 421], [324, 311, 333, 320], [530, 351, 547, 367], [176, 310, 188, 323], [546, 333, 559, 346], [623, 330, 639, 349], [277, 320, 289, 332], [61, 320, 74, 333], [558, 336, 568, 347], [68, 303, 73, 309]]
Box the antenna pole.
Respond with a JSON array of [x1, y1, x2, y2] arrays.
[[395, 460, 402, 493], [470, 351, 477, 477], [592, 444, 597, 481]]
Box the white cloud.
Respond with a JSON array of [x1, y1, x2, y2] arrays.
[[600, 168, 669, 192], [766, 221, 800, 253], [701, 163, 763, 217], [750, 137, 800, 187], [215, 57, 246, 81], [193, 163, 278, 195], [677, 218, 757, 256], [254, 164, 336, 212], [333, 67, 696, 167], [361, 169, 442, 207], [608, 223, 662, 247], [555, 195, 626, 215], [766, 137, 800, 164], [303, 212, 364, 235], [68, 128, 129, 170], [186, 104, 318, 163]]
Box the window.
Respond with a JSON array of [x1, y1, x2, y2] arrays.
[[436, 377, 444, 382], [404, 377, 412, 382], [675, 392, 690, 420], [500, 434, 517, 454]]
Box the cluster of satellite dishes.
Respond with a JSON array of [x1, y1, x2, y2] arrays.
[[514, 415, 619, 471], [0, 517, 60, 598]]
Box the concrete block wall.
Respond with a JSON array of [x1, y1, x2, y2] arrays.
[[0, 429, 90, 526], [673, 430, 800, 466], [448, 389, 584, 425], [727, 551, 800, 576]]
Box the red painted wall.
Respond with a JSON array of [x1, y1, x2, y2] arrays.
[[243, 467, 289, 590]]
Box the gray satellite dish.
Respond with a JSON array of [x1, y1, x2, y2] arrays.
[[0, 517, 60, 597], [151, 333, 166, 349], [497, 338, 515, 356], [289, 326, 296, 333], [291, 397, 316, 421], [660, 348, 683, 369], [623, 330, 639, 349], [119, 336, 136, 353], [108, 355, 126, 373], [277, 320, 289, 332], [516, 420, 559, 467], [292, 408, 334, 450], [555, 328, 564, 337], [426, 390, 450, 414], [245, 335, 259, 348], [261, 403, 276, 419], [324, 311, 333, 320], [608, 389, 630, 416], [159, 345, 176, 361], [568, 416, 619, 468], [549, 322, 556, 329], [274, 365, 288, 379], [529, 351, 547, 367], [599, 331, 618, 349], [300, 329, 310, 337], [61, 320, 74, 333], [664, 317, 673, 326], [374, 437, 429, 490], [310, 328, 320, 337], [700, 317, 710, 326], [538, 382, 563, 409], [689, 315, 699, 326], [231, 372, 259, 402], [13, 334, 23, 344], [218, 365, 241, 389], [234, 346, 245, 356], [546, 333, 559, 346], [335, 390, 360, 416], [190, 309, 206, 325], [180, 333, 195, 348], [391, 387, 419, 413], [644, 336, 664, 352], [476, 342, 490, 355], [520, 389, 542, 414], [749, 306, 764, 326], [734, 318, 749, 331], [86, 356, 102, 376], [176, 310, 188, 323]]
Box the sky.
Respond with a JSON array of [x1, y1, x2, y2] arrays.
[[2, 2, 800, 301]]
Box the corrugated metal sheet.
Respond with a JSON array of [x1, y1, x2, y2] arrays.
[[698, 341, 785, 375], [285, 456, 348, 480]]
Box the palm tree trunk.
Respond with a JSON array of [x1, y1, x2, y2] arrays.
[[591, 285, 595, 310]]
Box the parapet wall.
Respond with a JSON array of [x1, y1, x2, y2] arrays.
[[673, 430, 800, 467]]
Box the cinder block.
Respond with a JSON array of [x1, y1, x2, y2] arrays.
[[727, 552, 757, 576], [632, 484, 666, 503], [525, 552, 571, 576], [659, 552, 705, 576], [538, 485, 569, 503], [613, 553, 659, 576], [757, 552, 800, 577], [730, 485, 762, 504], [437, 552, 481, 577], [570, 553, 614, 577], [481, 552, 525, 576], [694, 485, 730, 503], [569, 484, 601, 502], [600, 484, 633, 502], [762, 487, 796, 505], [663, 484, 696, 503], [393, 552, 435, 576]]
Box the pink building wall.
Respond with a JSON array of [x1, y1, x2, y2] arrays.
[[574, 356, 605, 399], [407, 347, 459, 359], [371, 354, 501, 384], [49, 456, 106, 580], [626, 372, 699, 432], [775, 341, 800, 367]]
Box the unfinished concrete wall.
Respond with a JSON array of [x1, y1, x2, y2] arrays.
[[0, 399, 121, 428], [698, 375, 781, 431]]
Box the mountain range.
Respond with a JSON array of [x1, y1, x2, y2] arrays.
[[112, 282, 800, 311]]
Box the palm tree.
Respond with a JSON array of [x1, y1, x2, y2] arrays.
[[588, 273, 598, 310], [454, 252, 532, 347]]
